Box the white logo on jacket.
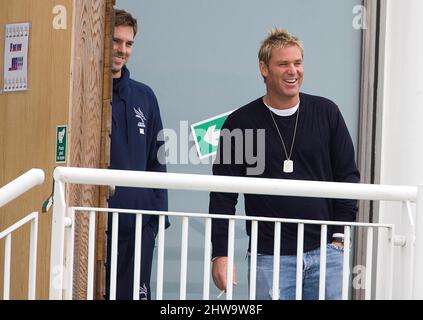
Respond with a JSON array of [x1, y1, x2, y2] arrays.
[[134, 107, 146, 135]]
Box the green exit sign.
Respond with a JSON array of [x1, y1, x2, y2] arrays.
[[190, 110, 233, 159], [55, 125, 67, 163]]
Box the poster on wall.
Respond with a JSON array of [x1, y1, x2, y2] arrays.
[[3, 22, 30, 92]]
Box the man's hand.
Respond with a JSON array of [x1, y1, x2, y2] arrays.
[[211, 256, 238, 292], [331, 240, 344, 249]]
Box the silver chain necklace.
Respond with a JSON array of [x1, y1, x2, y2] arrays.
[[266, 102, 300, 173]]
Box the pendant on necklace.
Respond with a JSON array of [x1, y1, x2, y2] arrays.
[[283, 160, 293, 173]]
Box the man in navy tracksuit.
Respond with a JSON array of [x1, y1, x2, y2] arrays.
[[105, 9, 169, 300]]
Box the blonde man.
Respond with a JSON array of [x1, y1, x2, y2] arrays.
[[209, 28, 359, 300]]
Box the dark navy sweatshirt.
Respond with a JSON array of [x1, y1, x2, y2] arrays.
[[109, 66, 168, 239], [209, 93, 360, 256]]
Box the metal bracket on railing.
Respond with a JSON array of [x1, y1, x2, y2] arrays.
[[394, 235, 407, 247], [403, 200, 416, 246], [405, 201, 415, 227], [109, 185, 115, 197], [42, 178, 55, 213], [64, 217, 72, 228]]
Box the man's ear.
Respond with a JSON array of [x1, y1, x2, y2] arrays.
[[259, 61, 268, 79]]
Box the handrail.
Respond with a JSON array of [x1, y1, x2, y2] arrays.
[[54, 166, 417, 202], [0, 169, 45, 208]]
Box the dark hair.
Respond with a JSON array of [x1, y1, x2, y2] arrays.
[[114, 8, 138, 36]]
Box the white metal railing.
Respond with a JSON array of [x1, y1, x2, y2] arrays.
[[49, 166, 423, 300], [0, 168, 45, 300], [67, 207, 394, 300]]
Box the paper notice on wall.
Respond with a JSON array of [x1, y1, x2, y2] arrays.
[[3, 22, 30, 92]]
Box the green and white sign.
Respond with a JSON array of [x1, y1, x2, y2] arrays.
[[55, 125, 67, 163], [190, 110, 233, 159]]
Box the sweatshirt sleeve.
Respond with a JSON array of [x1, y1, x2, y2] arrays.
[[209, 117, 246, 258], [146, 91, 169, 219], [329, 104, 360, 234]]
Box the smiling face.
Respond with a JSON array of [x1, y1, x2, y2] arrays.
[[259, 44, 304, 108], [112, 25, 135, 78]]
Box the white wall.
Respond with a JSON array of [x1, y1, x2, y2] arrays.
[[377, 0, 423, 299]]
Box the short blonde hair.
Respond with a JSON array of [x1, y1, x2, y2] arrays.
[[258, 28, 304, 65]]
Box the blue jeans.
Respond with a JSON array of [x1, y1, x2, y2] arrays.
[[251, 244, 344, 300]]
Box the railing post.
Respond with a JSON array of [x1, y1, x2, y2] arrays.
[[49, 180, 66, 299], [28, 213, 38, 300], [413, 185, 423, 298]]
